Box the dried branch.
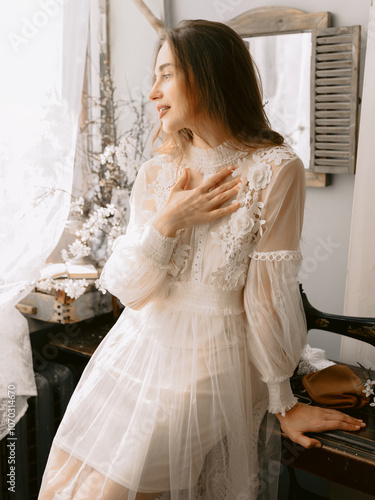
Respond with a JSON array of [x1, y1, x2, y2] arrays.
[[132, 0, 165, 36]]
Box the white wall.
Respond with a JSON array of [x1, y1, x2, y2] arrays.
[[170, 0, 371, 360], [109, 0, 164, 137]]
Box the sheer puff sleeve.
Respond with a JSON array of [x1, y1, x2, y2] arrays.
[[244, 156, 307, 416], [99, 160, 179, 310]]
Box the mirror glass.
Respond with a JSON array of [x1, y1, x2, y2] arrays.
[[244, 32, 312, 169]]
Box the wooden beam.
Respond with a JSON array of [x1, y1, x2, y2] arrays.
[[132, 0, 165, 36]]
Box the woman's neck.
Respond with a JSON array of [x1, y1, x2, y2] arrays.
[[192, 135, 218, 149], [191, 128, 228, 150]]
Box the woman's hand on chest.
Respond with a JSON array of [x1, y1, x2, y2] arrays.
[[153, 165, 241, 237]]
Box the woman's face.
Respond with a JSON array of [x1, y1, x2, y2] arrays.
[[148, 42, 192, 134]]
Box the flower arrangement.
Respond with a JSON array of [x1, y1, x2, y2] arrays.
[[359, 363, 375, 408], [35, 56, 155, 299]]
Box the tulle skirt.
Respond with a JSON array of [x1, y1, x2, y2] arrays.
[[38, 293, 279, 500]]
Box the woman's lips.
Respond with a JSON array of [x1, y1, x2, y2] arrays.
[[159, 107, 170, 119]]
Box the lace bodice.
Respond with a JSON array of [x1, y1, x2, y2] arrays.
[[100, 141, 307, 416], [146, 142, 299, 292]]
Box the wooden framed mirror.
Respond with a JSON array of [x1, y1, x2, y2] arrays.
[[227, 7, 361, 187]]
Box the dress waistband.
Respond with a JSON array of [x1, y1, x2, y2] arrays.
[[165, 282, 244, 315]]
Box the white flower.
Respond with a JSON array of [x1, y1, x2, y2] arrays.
[[99, 153, 107, 165], [363, 380, 375, 397], [60, 279, 89, 299], [75, 228, 91, 243], [37, 278, 54, 292], [229, 207, 255, 237], [105, 144, 116, 155], [246, 162, 272, 191], [68, 240, 91, 258], [107, 204, 116, 214], [99, 144, 116, 165], [70, 196, 85, 215], [109, 224, 124, 239], [95, 278, 107, 294], [36, 276, 88, 299]]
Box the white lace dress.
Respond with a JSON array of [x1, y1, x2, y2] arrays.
[[38, 142, 307, 500]]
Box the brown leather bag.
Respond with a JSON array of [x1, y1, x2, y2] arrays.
[[302, 364, 371, 409]]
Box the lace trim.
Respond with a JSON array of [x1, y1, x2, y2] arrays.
[[182, 141, 250, 174], [190, 225, 208, 282], [250, 250, 303, 261], [190, 168, 219, 283], [140, 222, 179, 268], [296, 344, 335, 376]]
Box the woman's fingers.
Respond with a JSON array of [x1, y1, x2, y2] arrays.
[[314, 408, 365, 430], [205, 201, 240, 221], [322, 408, 364, 423], [171, 168, 189, 192], [160, 165, 242, 233], [291, 433, 322, 449], [310, 411, 364, 432], [204, 186, 241, 211], [206, 177, 241, 199], [278, 403, 366, 450], [316, 417, 363, 433], [196, 165, 235, 194]]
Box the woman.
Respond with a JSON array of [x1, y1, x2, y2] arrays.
[[38, 19, 364, 500]]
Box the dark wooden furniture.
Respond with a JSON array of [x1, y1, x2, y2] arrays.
[[282, 285, 375, 498]]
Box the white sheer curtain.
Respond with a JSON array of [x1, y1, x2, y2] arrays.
[[0, 0, 90, 439], [341, 1, 375, 366]]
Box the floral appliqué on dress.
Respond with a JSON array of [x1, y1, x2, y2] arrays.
[[210, 145, 296, 290]]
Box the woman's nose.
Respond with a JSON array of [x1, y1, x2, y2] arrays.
[[148, 82, 162, 101]]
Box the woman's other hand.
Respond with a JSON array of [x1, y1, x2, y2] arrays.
[[153, 165, 241, 237], [276, 402, 366, 449]]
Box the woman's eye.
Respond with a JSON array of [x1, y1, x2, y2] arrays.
[[163, 73, 171, 80]]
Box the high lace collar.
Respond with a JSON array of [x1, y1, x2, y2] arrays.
[[183, 141, 251, 174]]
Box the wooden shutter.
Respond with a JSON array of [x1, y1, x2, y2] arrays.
[[310, 26, 361, 174]]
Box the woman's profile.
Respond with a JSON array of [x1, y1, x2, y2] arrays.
[[38, 19, 364, 500]]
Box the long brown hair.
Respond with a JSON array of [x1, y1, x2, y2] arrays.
[[152, 19, 283, 157]]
